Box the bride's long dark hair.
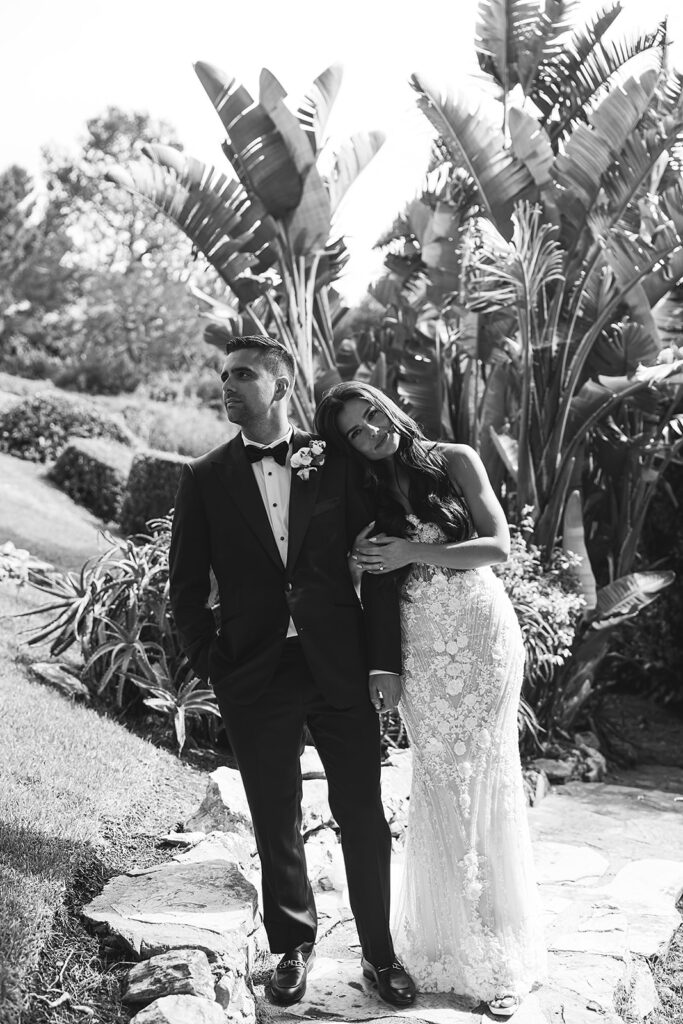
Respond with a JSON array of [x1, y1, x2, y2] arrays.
[[315, 381, 473, 546]]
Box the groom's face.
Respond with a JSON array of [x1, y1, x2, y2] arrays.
[[220, 349, 282, 425]]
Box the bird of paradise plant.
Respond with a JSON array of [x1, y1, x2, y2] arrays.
[[106, 63, 385, 428]]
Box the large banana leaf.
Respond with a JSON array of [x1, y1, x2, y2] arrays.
[[553, 67, 659, 251], [411, 75, 535, 239], [106, 156, 266, 295], [297, 64, 344, 153], [284, 165, 331, 256], [259, 68, 316, 179], [509, 108, 554, 186], [475, 0, 550, 95], [319, 131, 386, 216], [194, 61, 302, 218], [592, 569, 675, 626], [531, 7, 664, 145], [585, 321, 660, 377], [141, 144, 278, 269]]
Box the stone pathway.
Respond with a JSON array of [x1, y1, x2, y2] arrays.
[[83, 753, 683, 1024], [254, 767, 683, 1024]]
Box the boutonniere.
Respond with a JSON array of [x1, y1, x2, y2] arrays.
[[290, 440, 326, 480]]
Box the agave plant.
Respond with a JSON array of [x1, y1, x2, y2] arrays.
[[106, 63, 385, 428]]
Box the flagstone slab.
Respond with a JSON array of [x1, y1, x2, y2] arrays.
[[529, 782, 683, 878], [83, 859, 259, 962], [600, 858, 683, 955], [258, 956, 547, 1024], [129, 994, 226, 1023], [533, 841, 609, 884]]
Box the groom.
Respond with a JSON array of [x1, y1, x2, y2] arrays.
[[169, 335, 416, 1007]]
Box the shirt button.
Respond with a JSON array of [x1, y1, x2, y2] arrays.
[[285, 582, 293, 592], [280, 536, 285, 541], [267, 472, 272, 476], [273, 502, 278, 507]]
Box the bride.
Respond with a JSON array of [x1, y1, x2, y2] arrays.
[[315, 382, 546, 1017]]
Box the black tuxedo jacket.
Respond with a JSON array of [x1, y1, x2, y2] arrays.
[[168, 428, 402, 707]]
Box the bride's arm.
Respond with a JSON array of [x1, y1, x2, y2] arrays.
[[355, 444, 510, 573]]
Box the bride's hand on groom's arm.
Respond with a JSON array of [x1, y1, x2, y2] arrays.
[[368, 672, 402, 712], [352, 530, 412, 573]]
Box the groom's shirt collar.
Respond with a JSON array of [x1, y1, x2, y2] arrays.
[[241, 426, 293, 450]]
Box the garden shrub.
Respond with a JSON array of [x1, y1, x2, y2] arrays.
[[601, 463, 683, 706], [0, 391, 135, 462], [49, 437, 135, 521], [119, 400, 233, 457], [119, 449, 188, 535], [493, 524, 585, 752]]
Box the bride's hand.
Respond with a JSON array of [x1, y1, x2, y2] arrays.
[[352, 531, 412, 574]]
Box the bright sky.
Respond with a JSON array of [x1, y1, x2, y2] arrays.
[[2, 0, 682, 301]]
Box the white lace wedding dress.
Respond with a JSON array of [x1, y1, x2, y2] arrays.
[[392, 516, 547, 1000]]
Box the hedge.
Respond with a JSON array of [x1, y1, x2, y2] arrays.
[[0, 391, 135, 462], [119, 450, 189, 536], [49, 438, 135, 522]]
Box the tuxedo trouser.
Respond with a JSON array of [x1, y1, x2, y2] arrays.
[[215, 638, 394, 964]]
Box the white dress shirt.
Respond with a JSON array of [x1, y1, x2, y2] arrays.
[[242, 427, 297, 637]]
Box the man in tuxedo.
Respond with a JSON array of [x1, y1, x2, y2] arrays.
[[169, 335, 416, 1007]]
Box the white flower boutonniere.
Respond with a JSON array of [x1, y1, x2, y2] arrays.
[[290, 440, 326, 480]]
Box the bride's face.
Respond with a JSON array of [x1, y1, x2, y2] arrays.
[[336, 397, 400, 461]]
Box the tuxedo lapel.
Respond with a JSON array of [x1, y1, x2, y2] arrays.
[[287, 429, 322, 572], [215, 435, 283, 569]]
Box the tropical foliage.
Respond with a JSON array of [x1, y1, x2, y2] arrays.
[[106, 64, 386, 427], [18, 517, 219, 753]]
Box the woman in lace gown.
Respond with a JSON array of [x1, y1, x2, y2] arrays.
[[316, 383, 546, 1016]]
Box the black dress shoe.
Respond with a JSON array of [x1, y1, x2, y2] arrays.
[[269, 945, 316, 1005], [361, 955, 417, 1007]]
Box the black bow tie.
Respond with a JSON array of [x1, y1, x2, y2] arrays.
[[244, 440, 289, 466]]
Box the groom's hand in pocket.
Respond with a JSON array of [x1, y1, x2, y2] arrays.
[[369, 672, 402, 712]]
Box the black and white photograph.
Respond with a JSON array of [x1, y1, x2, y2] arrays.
[[1, 1, 683, 1022]]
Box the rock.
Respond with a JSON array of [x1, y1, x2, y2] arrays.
[[123, 949, 214, 1004], [215, 970, 256, 1024], [184, 768, 253, 836], [616, 956, 660, 1020], [530, 757, 577, 783], [539, 950, 625, 1023], [300, 746, 325, 779], [380, 749, 411, 837], [524, 768, 551, 806], [30, 662, 90, 700], [159, 832, 207, 847], [301, 778, 336, 834], [304, 827, 344, 892], [83, 859, 259, 962], [574, 730, 601, 751], [602, 858, 683, 956], [173, 831, 256, 873], [129, 994, 226, 1024], [534, 840, 609, 884], [581, 748, 607, 783]]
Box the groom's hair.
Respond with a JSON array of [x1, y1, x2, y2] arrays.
[[226, 335, 296, 383]]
